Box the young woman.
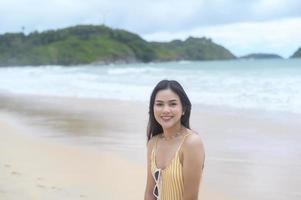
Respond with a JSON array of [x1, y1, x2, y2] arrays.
[[144, 80, 205, 200]]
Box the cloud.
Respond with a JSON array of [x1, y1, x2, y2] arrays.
[[143, 17, 301, 58], [1, 0, 301, 33]]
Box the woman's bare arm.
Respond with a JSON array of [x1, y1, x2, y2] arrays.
[[182, 134, 205, 200], [144, 137, 157, 200]]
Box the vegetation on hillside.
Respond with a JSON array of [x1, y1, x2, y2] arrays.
[[151, 37, 235, 61], [240, 53, 283, 59], [0, 25, 236, 66]]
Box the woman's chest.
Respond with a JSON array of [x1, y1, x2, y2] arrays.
[[155, 141, 184, 169]]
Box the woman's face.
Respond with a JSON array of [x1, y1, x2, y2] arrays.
[[153, 89, 183, 129]]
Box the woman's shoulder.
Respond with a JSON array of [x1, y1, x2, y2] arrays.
[[147, 134, 162, 150], [183, 129, 205, 152], [182, 129, 205, 169]]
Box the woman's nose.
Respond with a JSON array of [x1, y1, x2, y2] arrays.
[[162, 105, 170, 113]]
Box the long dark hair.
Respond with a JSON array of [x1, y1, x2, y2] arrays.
[[147, 80, 191, 141]]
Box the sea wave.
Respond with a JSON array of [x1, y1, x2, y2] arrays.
[[1, 60, 301, 114]]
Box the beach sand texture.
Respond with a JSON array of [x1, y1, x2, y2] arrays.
[[1, 93, 301, 200]]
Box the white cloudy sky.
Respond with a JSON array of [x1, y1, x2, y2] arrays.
[[1, 0, 301, 57]]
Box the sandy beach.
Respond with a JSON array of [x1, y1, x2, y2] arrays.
[[1, 93, 301, 200], [0, 116, 147, 200]]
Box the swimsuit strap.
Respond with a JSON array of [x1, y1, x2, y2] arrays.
[[153, 135, 160, 156], [177, 132, 192, 152]]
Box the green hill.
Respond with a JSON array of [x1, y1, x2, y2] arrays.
[[240, 53, 283, 59], [151, 37, 235, 61], [0, 25, 235, 66], [291, 47, 301, 58]]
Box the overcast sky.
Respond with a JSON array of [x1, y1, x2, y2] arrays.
[[1, 0, 301, 57]]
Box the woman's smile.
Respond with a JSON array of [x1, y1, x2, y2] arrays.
[[161, 115, 173, 122]]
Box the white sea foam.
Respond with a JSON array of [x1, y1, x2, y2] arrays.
[[0, 59, 301, 114]]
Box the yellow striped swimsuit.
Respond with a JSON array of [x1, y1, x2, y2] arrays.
[[151, 133, 192, 200]]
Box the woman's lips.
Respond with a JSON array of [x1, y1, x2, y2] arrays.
[[161, 116, 173, 121]]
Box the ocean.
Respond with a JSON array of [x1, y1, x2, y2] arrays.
[[0, 58, 301, 114]]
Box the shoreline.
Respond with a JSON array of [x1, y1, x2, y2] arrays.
[[2, 91, 301, 122]]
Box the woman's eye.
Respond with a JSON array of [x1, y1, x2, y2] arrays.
[[170, 103, 177, 106], [155, 103, 163, 106]]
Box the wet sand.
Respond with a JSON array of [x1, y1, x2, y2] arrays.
[[1, 93, 301, 200], [0, 115, 146, 200]]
